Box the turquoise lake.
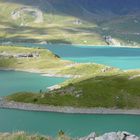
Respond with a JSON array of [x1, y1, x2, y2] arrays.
[[45, 45, 140, 70], [16, 43, 140, 70], [0, 70, 67, 96], [0, 109, 140, 137], [0, 44, 140, 137]]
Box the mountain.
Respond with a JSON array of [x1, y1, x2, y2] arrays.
[[4, 0, 140, 17], [0, 0, 140, 46]]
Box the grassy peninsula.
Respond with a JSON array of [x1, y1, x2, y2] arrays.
[[7, 71, 140, 109], [1, 45, 140, 109], [0, 45, 112, 77], [0, 45, 70, 73]]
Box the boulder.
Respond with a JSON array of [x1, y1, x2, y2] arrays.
[[79, 132, 96, 140], [95, 132, 119, 140]]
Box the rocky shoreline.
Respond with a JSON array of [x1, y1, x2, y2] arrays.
[[1, 41, 140, 48], [0, 131, 139, 140], [0, 99, 140, 115], [80, 131, 140, 140], [0, 67, 78, 78]]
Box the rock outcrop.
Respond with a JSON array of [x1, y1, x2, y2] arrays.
[[104, 36, 121, 46], [0, 51, 39, 58], [80, 132, 140, 140], [11, 6, 44, 24]]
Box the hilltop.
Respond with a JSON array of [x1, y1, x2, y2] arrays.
[[0, 0, 140, 46]]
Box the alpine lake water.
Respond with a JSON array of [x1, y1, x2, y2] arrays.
[[0, 70, 67, 96], [18, 43, 140, 70], [0, 44, 140, 137]]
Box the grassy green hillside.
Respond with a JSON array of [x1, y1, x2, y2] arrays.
[[0, 45, 71, 72], [7, 70, 140, 109], [2, 46, 140, 109], [0, 45, 116, 77], [1, 46, 140, 109], [0, 1, 105, 45], [0, 0, 140, 46]]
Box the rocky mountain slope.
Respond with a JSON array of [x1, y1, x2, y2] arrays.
[[0, 0, 140, 46]]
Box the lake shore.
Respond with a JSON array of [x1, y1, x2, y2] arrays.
[[1, 42, 140, 48], [70, 43, 140, 48], [17, 42, 140, 48], [0, 67, 78, 78], [1, 99, 140, 115]]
